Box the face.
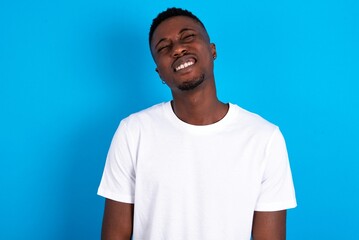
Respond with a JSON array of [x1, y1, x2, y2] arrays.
[[151, 16, 216, 92]]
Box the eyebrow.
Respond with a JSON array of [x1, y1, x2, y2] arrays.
[[154, 27, 195, 49]]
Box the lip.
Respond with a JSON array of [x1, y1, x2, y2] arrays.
[[172, 54, 197, 72]]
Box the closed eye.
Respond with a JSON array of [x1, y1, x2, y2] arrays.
[[157, 45, 170, 53], [182, 34, 195, 42]]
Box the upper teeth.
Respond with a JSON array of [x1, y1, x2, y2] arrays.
[[175, 61, 194, 71]]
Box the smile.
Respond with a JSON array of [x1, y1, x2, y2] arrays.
[[174, 59, 195, 72]]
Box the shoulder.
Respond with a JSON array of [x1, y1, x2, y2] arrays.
[[111, 102, 168, 143], [229, 103, 278, 133], [120, 102, 169, 129]]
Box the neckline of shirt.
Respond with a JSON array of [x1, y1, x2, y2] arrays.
[[162, 101, 237, 133]]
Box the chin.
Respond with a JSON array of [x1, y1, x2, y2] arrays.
[[177, 74, 205, 91]]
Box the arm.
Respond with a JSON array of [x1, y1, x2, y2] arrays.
[[101, 199, 134, 240], [252, 210, 287, 240]]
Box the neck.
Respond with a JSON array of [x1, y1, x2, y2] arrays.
[[171, 81, 228, 125]]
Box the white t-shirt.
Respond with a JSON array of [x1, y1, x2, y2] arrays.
[[98, 102, 297, 240]]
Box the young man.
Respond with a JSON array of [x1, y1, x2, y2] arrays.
[[98, 7, 296, 240]]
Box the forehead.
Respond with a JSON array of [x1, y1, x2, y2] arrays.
[[151, 16, 207, 44]]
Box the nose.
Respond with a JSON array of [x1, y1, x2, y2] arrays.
[[172, 43, 187, 58]]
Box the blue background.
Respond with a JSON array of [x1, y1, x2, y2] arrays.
[[1, 0, 358, 239]]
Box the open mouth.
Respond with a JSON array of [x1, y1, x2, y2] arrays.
[[173, 56, 196, 72], [175, 60, 194, 72]]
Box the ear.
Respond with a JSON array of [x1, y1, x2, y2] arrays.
[[155, 67, 162, 78], [211, 43, 217, 59], [155, 67, 164, 82]]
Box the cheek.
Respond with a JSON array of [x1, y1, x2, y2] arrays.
[[156, 64, 166, 75], [157, 59, 172, 73], [156, 63, 171, 80], [204, 46, 214, 58]]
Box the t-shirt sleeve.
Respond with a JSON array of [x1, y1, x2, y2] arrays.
[[97, 120, 136, 203], [255, 127, 297, 211]]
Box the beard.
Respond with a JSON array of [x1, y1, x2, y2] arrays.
[[177, 74, 205, 91]]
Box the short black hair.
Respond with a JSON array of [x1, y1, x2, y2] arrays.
[[149, 7, 206, 45]]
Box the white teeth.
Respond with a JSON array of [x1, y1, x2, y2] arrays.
[[175, 60, 194, 71]]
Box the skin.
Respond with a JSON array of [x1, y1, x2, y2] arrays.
[[101, 199, 133, 240], [252, 210, 287, 240], [101, 15, 287, 239], [151, 16, 228, 125]]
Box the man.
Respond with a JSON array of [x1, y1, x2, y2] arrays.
[[98, 7, 296, 240]]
